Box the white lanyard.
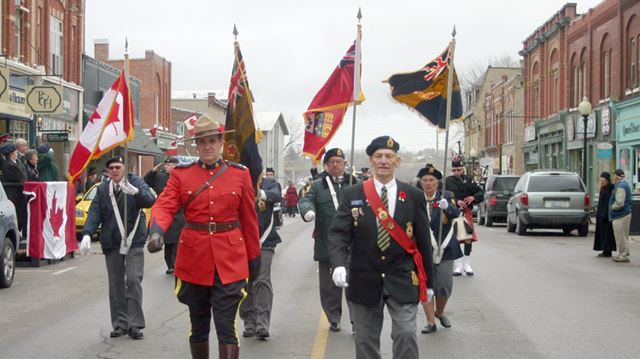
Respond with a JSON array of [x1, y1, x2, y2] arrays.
[[325, 176, 340, 210], [425, 194, 453, 264], [260, 212, 274, 245], [109, 180, 141, 254]]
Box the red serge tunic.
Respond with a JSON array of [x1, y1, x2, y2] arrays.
[[149, 161, 260, 286]]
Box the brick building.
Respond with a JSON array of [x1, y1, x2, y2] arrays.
[[94, 40, 172, 173], [0, 0, 85, 179]]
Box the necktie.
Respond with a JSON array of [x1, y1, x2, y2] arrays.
[[115, 183, 121, 195], [377, 186, 391, 251]]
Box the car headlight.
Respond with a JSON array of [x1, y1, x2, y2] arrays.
[[75, 208, 84, 217]]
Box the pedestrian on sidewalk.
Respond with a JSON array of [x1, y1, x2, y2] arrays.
[[416, 164, 462, 334], [609, 169, 632, 263], [79, 156, 156, 340], [329, 137, 433, 359], [284, 181, 298, 217], [298, 147, 358, 333], [593, 172, 616, 257], [240, 171, 282, 340]]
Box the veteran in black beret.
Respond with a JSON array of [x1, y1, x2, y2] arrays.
[[329, 136, 433, 359], [1, 143, 27, 232]]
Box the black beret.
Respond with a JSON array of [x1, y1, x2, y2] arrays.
[[323, 148, 345, 163], [599, 171, 611, 181], [1, 144, 16, 155], [105, 156, 125, 168], [417, 164, 442, 180], [366, 136, 399, 156], [615, 169, 625, 178], [451, 160, 463, 168], [164, 157, 179, 164], [265, 167, 275, 173]]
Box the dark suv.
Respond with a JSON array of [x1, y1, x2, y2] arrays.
[[477, 175, 520, 227]]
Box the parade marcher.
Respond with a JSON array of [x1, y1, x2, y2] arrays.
[[86, 168, 98, 191], [609, 169, 632, 263], [240, 171, 282, 340], [148, 115, 260, 359], [329, 137, 434, 359], [593, 172, 616, 257], [79, 156, 156, 340], [36, 144, 60, 182], [144, 157, 182, 274], [266, 168, 283, 228], [298, 147, 358, 332], [1, 144, 27, 233], [445, 159, 483, 276], [284, 181, 298, 217], [415, 164, 462, 334], [23, 149, 39, 181]]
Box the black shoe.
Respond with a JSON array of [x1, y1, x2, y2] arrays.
[[243, 328, 256, 337], [165, 268, 174, 274], [598, 252, 612, 258], [436, 315, 451, 328], [256, 328, 270, 340], [421, 323, 437, 334], [128, 327, 144, 339], [329, 322, 341, 332], [110, 327, 127, 338]]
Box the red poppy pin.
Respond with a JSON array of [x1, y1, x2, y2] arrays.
[[398, 191, 407, 203], [432, 201, 440, 209]]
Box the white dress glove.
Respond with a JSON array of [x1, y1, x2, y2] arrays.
[[427, 288, 435, 303], [438, 199, 449, 210], [80, 235, 91, 254], [332, 266, 348, 288], [304, 211, 316, 222], [260, 190, 267, 201], [119, 180, 139, 195]]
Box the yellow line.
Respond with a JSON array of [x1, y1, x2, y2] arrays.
[[310, 312, 329, 359]]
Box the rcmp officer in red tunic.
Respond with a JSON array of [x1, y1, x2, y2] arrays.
[[148, 115, 261, 359]]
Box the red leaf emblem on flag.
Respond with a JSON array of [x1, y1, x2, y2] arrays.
[[49, 191, 64, 237]]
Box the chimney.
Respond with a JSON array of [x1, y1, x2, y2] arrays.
[[94, 39, 109, 61]]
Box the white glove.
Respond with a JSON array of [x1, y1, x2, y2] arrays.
[[332, 266, 348, 288], [427, 288, 435, 303], [438, 199, 449, 210], [304, 211, 316, 222], [119, 180, 139, 195], [80, 235, 91, 254], [260, 190, 267, 201]]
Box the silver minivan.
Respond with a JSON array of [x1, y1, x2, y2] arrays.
[[506, 170, 590, 236]]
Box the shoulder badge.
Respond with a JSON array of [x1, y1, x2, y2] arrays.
[[224, 160, 247, 170]]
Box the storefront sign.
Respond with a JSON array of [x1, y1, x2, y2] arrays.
[[41, 131, 69, 142], [576, 113, 596, 139], [619, 120, 640, 142], [0, 68, 8, 103], [597, 143, 613, 160], [525, 125, 536, 142], [601, 106, 611, 136], [25, 85, 63, 114]]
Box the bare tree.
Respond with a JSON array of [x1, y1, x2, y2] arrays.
[[459, 53, 520, 93], [282, 116, 304, 154]]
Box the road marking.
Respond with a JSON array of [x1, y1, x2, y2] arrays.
[[310, 311, 329, 359], [52, 267, 77, 275]]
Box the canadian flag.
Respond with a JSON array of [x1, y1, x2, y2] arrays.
[[23, 182, 77, 259], [165, 135, 183, 156], [68, 71, 134, 183], [184, 113, 198, 136]]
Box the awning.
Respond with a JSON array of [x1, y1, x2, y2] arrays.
[[127, 126, 164, 156]]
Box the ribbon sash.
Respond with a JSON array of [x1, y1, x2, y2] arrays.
[[109, 180, 142, 255], [325, 176, 340, 210], [363, 179, 428, 302], [425, 194, 454, 265]]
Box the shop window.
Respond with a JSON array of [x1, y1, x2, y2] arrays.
[[11, 120, 29, 143], [631, 37, 638, 89], [50, 16, 63, 76]]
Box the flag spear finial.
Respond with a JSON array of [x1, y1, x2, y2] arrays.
[[452, 25, 457, 38], [233, 24, 238, 40], [125, 37, 128, 53], [357, 7, 362, 23]]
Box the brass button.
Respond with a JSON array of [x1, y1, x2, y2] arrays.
[[210, 172, 213, 175], [232, 191, 236, 195], [210, 201, 214, 204], [210, 186, 214, 189], [187, 191, 192, 194], [381, 256, 386, 260], [381, 273, 386, 278], [210, 217, 214, 220]]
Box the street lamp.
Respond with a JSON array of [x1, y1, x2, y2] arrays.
[[578, 96, 592, 191]]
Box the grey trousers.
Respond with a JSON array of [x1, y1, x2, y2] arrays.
[[240, 247, 275, 331], [350, 297, 419, 359], [612, 214, 631, 258], [319, 260, 350, 324], [104, 247, 145, 330]]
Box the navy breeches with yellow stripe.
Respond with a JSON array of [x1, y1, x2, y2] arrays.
[[176, 275, 247, 344]]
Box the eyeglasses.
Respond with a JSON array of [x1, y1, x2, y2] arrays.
[[327, 160, 345, 165], [108, 166, 123, 171]]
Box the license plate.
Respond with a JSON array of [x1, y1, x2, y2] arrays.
[[544, 200, 569, 208]]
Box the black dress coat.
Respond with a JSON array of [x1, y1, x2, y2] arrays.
[[257, 178, 282, 248], [2, 159, 27, 231], [144, 169, 183, 244], [329, 180, 433, 305], [593, 183, 616, 252], [444, 174, 484, 208], [426, 190, 464, 261]]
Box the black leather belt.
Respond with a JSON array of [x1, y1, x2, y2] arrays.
[[184, 220, 240, 233]]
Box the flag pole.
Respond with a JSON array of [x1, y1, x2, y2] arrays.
[[436, 27, 457, 252], [123, 37, 130, 250], [349, 8, 362, 186]]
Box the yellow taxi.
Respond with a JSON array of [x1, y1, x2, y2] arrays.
[[75, 183, 155, 235]]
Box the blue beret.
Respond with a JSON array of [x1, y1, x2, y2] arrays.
[[105, 156, 125, 168], [366, 136, 399, 156], [1, 144, 17, 155]]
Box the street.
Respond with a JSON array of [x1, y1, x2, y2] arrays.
[[1, 217, 639, 359]]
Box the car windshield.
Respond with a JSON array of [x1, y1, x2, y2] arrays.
[[492, 178, 519, 192], [84, 186, 98, 201], [528, 175, 584, 192]]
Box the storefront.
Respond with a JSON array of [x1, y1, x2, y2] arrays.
[[522, 125, 538, 172], [0, 64, 38, 147], [614, 96, 640, 192], [536, 113, 566, 170]]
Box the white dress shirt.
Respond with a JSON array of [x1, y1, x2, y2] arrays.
[[373, 177, 397, 217]]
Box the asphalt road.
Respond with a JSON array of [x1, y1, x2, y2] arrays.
[[1, 217, 639, 359]]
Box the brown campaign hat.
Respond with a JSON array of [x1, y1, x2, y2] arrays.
[[186, 115, 234, 141]]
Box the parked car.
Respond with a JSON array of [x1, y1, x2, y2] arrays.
[[0, 183, 20, 288], [506, 170, 589, 236], [478, 175, 520, 226]]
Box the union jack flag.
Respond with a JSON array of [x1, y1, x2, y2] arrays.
[[227, 47, 248, 113], [339, 42, 356, 68]]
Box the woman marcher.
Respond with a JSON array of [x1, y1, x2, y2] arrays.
[[416, 164, 463, 334], [284, 181, 298, 217], [24, 149, 39, 181], [1, 144, 27, 233], [593, 172, 616, 257], [36, 144, 59, 182]]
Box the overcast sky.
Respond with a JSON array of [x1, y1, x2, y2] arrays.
[[85, 0, 603, 153]]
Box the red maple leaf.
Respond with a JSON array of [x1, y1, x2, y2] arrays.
[[49, 191, 64, 237], [104, 100, 121, 136]]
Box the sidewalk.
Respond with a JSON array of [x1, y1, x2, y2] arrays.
[[589, 222, 640, 246]]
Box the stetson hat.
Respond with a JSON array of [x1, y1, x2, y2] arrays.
[[186, 115, 234, 141]]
